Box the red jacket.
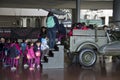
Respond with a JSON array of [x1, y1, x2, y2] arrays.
[[81, 26, 89, 30]]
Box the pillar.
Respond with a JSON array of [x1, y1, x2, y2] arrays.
[[105, 16, 109, 26], [113, 0, 120, 28], [30, 17, 36, 27], [72, 9, 77, 24], [30, 18, 32, 27], [41, 17, 47, 27], [76, 0, 81, 23], [32, 17, 36, 27], [35, 17, 41, 27], [22, 18, 27, 27], [72, 0, 81, 24], [20, 18, 23, 27]]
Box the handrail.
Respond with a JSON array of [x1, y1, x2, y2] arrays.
[[95, 27, 98, 42]]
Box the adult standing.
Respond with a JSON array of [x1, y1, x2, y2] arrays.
[[46, 11, 59, 50], [0, 38, 5, 61]]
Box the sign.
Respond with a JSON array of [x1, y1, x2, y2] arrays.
[[0, 27, 41, 39], [0, 28, 11, 38]]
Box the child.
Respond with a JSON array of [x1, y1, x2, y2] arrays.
[[3, 39, 11, 67], [20, 39, 28, 68], [34, 40, 41, 69], [39, 26, 47, 40], [41, 35, 49, 62], [68, 23, 79, 36], [9, 40, 20, 71], [81, 22, 89, 30], [26, 42, 35, 70]]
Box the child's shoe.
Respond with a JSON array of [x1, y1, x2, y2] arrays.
[[24, 64, 29, 69], [37, 65, 40, 69], [11, 66, 16, 71], [29, 67, 34, 71]]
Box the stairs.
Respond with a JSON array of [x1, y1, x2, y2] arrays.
[[42, 45, 64, 69]]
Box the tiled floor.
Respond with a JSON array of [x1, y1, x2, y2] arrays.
[[1, 61, 120, 80]]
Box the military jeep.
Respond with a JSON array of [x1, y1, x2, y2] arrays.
[[67, 28, 120, 67]]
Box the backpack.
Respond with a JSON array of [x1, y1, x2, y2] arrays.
[[58, 23, 66, 34], [21, 42, 27, 51], [46, 16, 55, 28], [9, 45, 20, 58]]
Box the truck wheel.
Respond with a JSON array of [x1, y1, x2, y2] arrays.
[[79, 49, 97, 67]]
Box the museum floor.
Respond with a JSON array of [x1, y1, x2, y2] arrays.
[[1, 59, 120, 80]]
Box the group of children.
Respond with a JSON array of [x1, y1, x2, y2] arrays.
[[68, 22, 91, 36], [0, 36, 49, 71], [0, 23, 68, 71]]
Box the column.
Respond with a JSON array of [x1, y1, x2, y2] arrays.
[[72, 9, 77, 24], [32, 17, 36, 27], [76, 0, 81, 23], [22, 18, 27, 27], [113, 0, 120, 28], [20, 18, 23, 27], [30, 17, 36, 27], [42, 17, 47, 27], [30, 18, 32, 27], [105, 16, 109, 26], [72, 0, 81, 24]]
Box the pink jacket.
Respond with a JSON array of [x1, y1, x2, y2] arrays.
[[27, 46, 35, 59]]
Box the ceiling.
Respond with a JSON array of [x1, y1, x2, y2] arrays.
[[0, 0, 113, 9]]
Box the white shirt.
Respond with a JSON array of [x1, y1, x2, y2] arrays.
[[41, 38, 49, 50]]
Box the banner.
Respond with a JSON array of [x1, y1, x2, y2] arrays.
[[0, 27, 41, 39]]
